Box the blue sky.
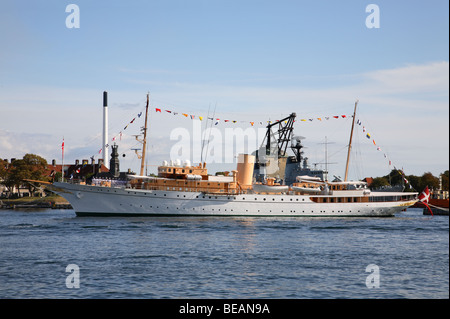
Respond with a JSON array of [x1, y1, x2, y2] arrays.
[[1, 0, 448, 180]]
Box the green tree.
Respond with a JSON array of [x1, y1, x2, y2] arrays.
[[420, 172, 439, 191], [406, 175, 421, 191], [370, 177, 390, 189], [0, 159, 12, 195], [385, 169, 404, 186], [23, 154, 48, 182], [1, 154, 48, 196]]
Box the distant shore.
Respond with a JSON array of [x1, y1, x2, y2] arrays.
[[0, 195, 72, 210]]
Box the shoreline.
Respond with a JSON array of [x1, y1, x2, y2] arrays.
[[0, 196, 72, 210]]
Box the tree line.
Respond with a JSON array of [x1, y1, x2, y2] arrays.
[[369, 169, 449, 192], [1, 154, 49, 197]]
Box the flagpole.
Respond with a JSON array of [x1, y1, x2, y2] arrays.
[[140, 93, 149, 176], [344, 100, 358, 182], [61, 137, 65, 182]]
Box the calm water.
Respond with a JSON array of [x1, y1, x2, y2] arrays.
[[0, 208, 448, 299]]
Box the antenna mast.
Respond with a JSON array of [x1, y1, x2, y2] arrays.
[[344, 100, 358, 181]]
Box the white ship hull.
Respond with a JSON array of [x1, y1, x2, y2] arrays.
[[52, 182, 417, 217]]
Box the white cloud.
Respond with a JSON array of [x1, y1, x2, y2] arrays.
[[364, 61, 449, 96]]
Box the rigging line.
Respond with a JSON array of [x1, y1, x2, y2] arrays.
[[326, 145, 349, 161], [351, 126, 365, 180], [80, 105, 147, 156], [204, 102, 217, 164], [200, 103, 211, 163], [109, 104, 147, 140]]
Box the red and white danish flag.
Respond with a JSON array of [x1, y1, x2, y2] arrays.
[[418, 186, 433, 216], [418, 186, 430, 203]]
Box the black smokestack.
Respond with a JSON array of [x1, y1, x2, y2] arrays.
[[103, 91, 108, 107]]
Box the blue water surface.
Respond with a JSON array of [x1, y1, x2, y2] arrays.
[[0, 208, 448, 299]]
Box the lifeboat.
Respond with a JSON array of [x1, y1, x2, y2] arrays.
[[252, 178, 288, 194], [291, 185, 322, 193]]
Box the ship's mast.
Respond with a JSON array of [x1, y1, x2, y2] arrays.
[[140, 93, 149, 176], [344, 100, 358, 181]]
